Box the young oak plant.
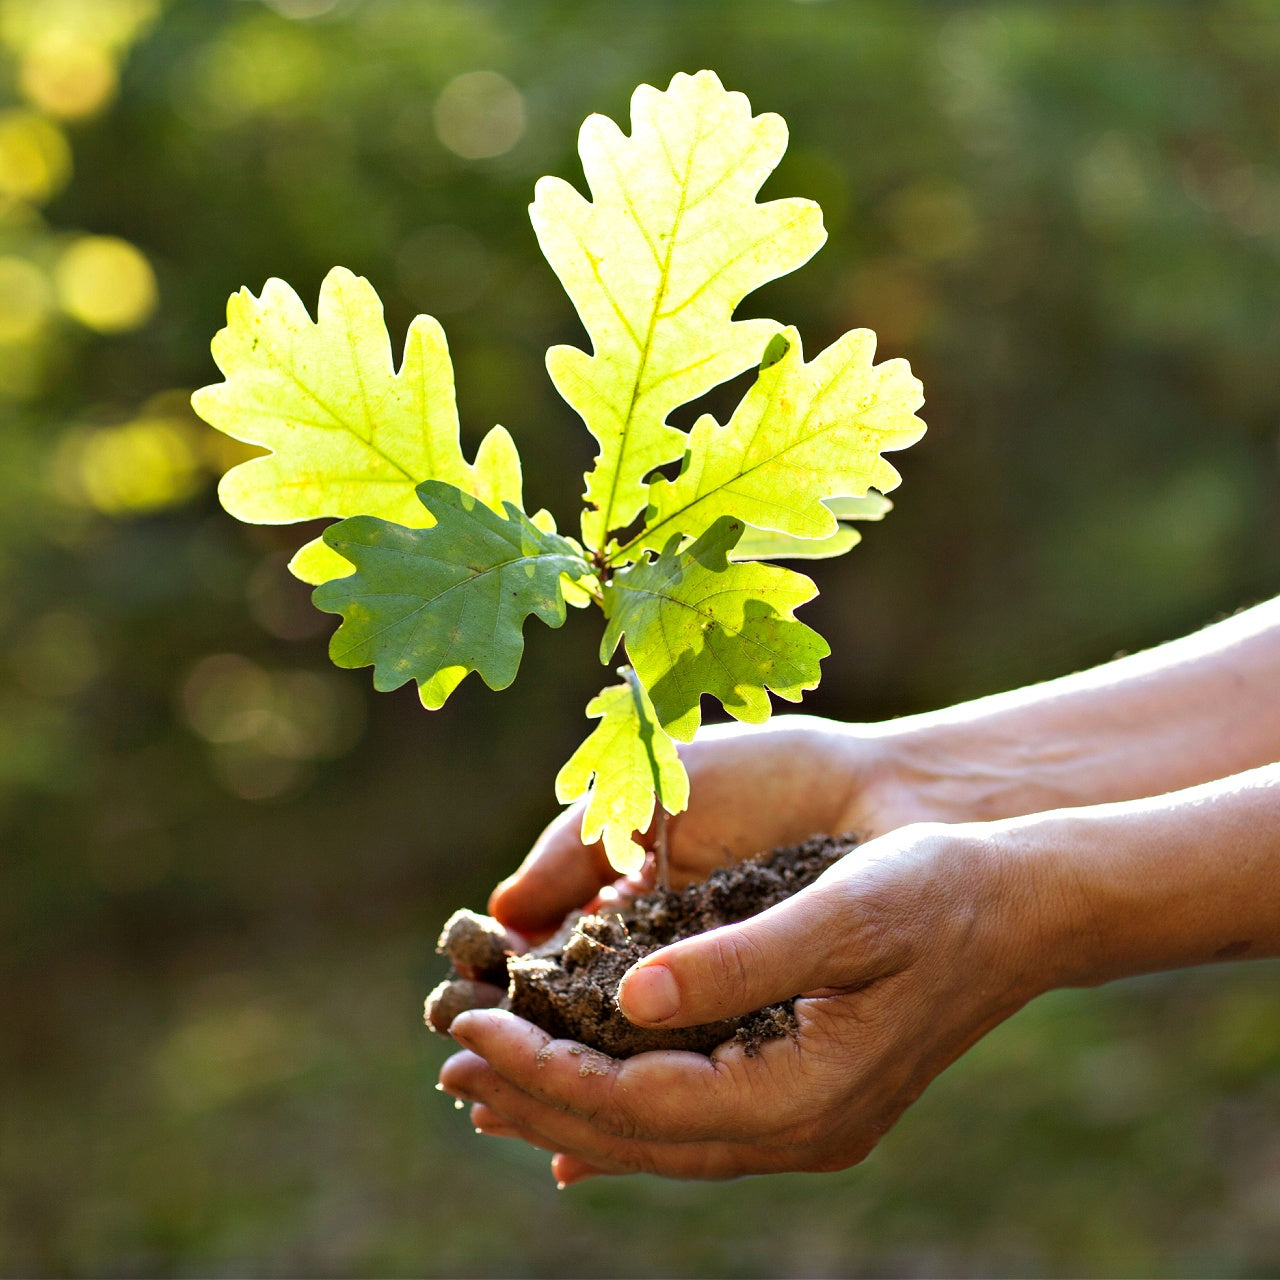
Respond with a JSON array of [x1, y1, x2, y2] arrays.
[[192, 71, 925, 880]]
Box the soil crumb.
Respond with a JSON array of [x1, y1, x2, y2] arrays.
[[430, 834, 855, 1059]]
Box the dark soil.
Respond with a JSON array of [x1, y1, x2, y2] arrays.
[[427, 834, 854, 1058]]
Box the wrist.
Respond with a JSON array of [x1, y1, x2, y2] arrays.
[[856, 695, 1174, 827], [834, 714, 1096, 833], [942, 821, 1070, 1008], [976, 767, 1280, 993]]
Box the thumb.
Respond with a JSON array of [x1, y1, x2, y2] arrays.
[[617, 882, 871, 1028], [488, 805, 617, 938]]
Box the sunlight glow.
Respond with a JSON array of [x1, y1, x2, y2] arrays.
[[55, 235, 157, 332]]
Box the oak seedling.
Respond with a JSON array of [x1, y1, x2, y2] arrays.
[[193, 70, 926, 884]]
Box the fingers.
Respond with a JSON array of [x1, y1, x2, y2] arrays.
[[446, 1009, 808, 1144], [551, 1153, 609, 1187], [488, 805, 620, 936], [469, 1100, 632, 1172], [443, 1045, 795, 1180], [616, 881, 863, 1028]]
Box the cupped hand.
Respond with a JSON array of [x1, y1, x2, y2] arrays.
[[442, 821, 1047, 1182], [487, 715, 932, 940]]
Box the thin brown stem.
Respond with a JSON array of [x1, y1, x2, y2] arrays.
[[654, 807, 671, 892]]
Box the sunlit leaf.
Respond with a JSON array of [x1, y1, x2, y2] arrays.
[[730, 523, 862, 561], [313, 481, 591, 709], [531, 70, 825, 551], [555, 669, 689, 875], [631, 327, 923, 558], [732, 493, 893, 560], [191, 267, 524, 584], [601, 517, 827, 741]]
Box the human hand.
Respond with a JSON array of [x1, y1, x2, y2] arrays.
[[441, 820, 1045, 1182], [487, 714, 936, 940]]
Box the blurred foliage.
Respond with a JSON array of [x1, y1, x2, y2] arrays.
[[1, 0, 1278, 1275]]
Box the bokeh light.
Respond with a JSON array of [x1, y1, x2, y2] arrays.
[[0, 0, 159, 53], [1075, 131, 1154, 233], [54, 415, 202, 515], [884, 178, 981, 263], [154, 992, 316, 1113], [192, 17, 323, 126], [9, 609, 99, 698], [246, 552, 332, 642], [0, 0, 158, 120], [0, 254, 52, 342], [0, 108, 70, 204], [433, 70, 526, 160], [54, 235, 158, 333], [18, 34, 117, 120], [180, 654, 366, 800]]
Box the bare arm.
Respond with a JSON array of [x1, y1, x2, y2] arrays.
[[869, 595, 1280, 825], [1020, 763, 1280, 984]]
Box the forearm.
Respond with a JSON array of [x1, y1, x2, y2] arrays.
[[867, 596, 1280, 822], [994, 763, 1280, 993]]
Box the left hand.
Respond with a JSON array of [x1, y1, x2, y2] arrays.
[[439, 821, 1048, 1182]]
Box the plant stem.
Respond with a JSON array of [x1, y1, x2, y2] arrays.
[[655, 807, 670, 892]]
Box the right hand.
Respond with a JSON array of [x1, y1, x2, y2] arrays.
[[487, 714, 933, 939]]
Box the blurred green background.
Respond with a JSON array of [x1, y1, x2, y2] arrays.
[[2, 0, 1279, 1274]]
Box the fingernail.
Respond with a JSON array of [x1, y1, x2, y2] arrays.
[[619, 963, 680, 1024]]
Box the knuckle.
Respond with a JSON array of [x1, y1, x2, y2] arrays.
[[704, 927, 765, 1011], [582, 1077, 644, 1141]]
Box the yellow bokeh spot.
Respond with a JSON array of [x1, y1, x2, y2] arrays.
[[58, 417, 202, 515], [55, 235, 157, 333], [0, 0, 159, 56], [0, 255, 52, 342], [0, 109, 71, 204], [20, 34, 118, 120]]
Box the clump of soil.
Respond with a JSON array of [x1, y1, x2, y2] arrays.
[[426, 834, 853, 1058]]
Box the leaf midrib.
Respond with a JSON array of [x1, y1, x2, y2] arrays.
[[592, 103, 703, 547], [331, 535, 587, 665]]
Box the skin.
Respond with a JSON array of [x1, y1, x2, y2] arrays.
[[438, 597, 1280, 1183]]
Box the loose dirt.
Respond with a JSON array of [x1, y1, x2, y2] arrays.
[[427, 834, 853, 1057]]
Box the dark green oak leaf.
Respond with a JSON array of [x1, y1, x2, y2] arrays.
[[314, 480, 591, 709]]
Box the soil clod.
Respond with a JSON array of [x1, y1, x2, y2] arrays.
[[437, 908, 512, 982]]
